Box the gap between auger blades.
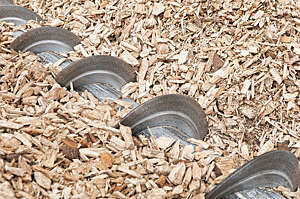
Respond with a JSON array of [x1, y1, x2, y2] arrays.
[[118, 94, 208, 141], [55, 55, 136, 90], [38, 51, 71, 68], [0, 6, 42, 25], [205, 150, 300, 199], [10, 26, 80, 54]]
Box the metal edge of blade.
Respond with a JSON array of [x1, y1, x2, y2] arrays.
[[0, 0, 14, 6], [55, 55, 136, 90], [118, 94, 208, 141], [10, 26, 80, 53], [0, 5, 42, 25], [205, 150, 300, 199]]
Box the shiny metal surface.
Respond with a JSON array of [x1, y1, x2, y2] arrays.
[[38, 51, 71, 68], [55, 55, 138, 107], [55, 55, 136, 89], [224, 188, 286, 199], [0, 6, 42, 25], [206, 150, 300, 199], [10, 26, 80, 54], [119, 94, 208, 141]]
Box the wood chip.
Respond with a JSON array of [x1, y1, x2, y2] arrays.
[[152, 3, 165, 16], [60, 145, 79, 160], [177, 49, 189, 64], [168, 162, 186, 185], [280, 36, 293, 43], [34, 172, 51, 190], [1, 0, 299, 198], [120, 125, 134, 150], [155, 136, 175, 150], [120, 50, 139, 66], [207, 52, 224, 72], [117, 165, 142, 178], [0, 120, 24, 130], [98, 152, 114, 170], [240, 105, 257, 119], [5, 165, 26, 177], [270, 68, 282, 84]]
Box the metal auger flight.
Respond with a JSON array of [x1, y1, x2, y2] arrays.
[[2, 2, 299, 199]]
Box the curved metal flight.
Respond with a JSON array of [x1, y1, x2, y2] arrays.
[[10, 26, 80, 54], [225, 188, 287, 199], [38, 51, 71, 68], [206, 150, 300, 199], [55, 55, 136, 90], [118, 94, 208, 141], [0, 6, 42, 25], [0, 0, 13, 6], [74, 83, 138, 107], [139, 126, 194, 146], [75, 83, 122, 99]]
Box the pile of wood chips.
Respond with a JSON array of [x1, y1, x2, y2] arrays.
[[0, 0, 299, 198]]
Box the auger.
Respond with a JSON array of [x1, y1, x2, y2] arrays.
[[1, 1, 299, 198]]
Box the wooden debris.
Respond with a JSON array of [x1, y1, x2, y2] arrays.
[[177, 50, 189, 65], [240, 105, 257, 119], [0, 0, 299, 198], [270, 68, 283, 84], [155, 175, 167, 188], [60, 145, 79, 160], [152, 3, 165, 16], [155, 136, 175, 150], [34, 172, 51, 190], [120, 50, 139, 66], [0, 120, 24, 130], [98, 152, 114, 170], [181, 145, 194, 161], [120, 125, 134, 150], [168, 162, 186, 185], [280, 36, 293, 43], [117, 165, 142, 178], [207, 52, 224, 73]]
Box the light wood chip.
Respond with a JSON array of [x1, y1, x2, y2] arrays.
[[120, 125, 134, 150], [0, 120, 24, 130], [168, 162, 186, 185], [34, 172, 51, 190]]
